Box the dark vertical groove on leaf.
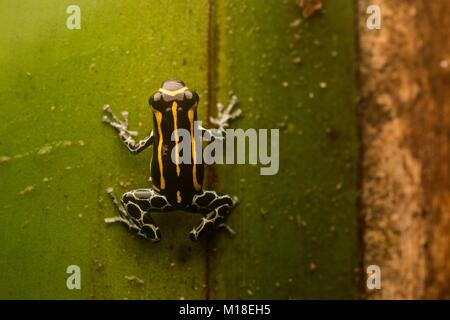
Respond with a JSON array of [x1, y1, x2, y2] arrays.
[[204, 0, 218, 300], [353, 0, 366, 299], [210, 0, 359, 299]]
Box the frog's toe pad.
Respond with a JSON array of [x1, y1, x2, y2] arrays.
[[189, 229, 200, 242]]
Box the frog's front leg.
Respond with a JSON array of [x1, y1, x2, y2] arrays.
[[209, 95, 242, 133], [189, 190, 239, 241], [102, 105, 154, 154], [104, 187, 173, 242]]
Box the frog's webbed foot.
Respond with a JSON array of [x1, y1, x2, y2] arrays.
[[209, 95, 242, 133], [103, 105, 154, 154], [198, 124, 225, 141], [217, 223, 236, 237], [102, 105, 138, 137]]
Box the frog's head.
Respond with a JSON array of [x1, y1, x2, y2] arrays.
[[149, 79, 199, 113], [149, 79, 187, 105], [160, 79, 186, 92]]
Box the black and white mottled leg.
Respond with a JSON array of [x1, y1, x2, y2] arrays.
[[105, 188, 143, 236], [209, 95, 242, 133], [189, 190, 239, 241], [102, 104, 154, 154], [105, 188, 172, 242]]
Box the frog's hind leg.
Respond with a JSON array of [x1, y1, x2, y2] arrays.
[[105, 187, 172, 242], [189, 190, 239, 242], [104, 188, 144, 237]]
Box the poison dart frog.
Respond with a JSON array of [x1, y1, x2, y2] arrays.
[[101, 79, 241, 242]]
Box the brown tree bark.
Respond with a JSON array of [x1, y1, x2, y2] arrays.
[[357, 0, 450, 299]]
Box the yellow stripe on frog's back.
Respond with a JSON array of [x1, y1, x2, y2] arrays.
[[171, 101, 181, 176], [188, 103, 201, 191], [152, 107, 165, 190]]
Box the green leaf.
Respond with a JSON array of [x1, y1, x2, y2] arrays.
[[0, 0, 358, 299], [210, 0, 359, 299]]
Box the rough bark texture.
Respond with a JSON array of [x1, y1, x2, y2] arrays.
[[357, 0, 450, 299]]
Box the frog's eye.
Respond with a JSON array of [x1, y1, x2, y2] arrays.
[[184, 90, 193, 100], [149, 91, 162, 107], [184, 90, 199, 103]]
